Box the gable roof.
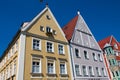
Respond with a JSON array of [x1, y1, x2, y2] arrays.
[[98, 35, 120, 50], [62, 15, 78, 41]]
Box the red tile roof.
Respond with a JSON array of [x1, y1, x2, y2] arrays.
[[116, 56, 120, 61], [98, 36, 111, 49], [98, 35, 120, 50], [62, 15, 78, 41]]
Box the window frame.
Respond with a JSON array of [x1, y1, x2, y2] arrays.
[[75, 64, 81, 76], [32, 56, 41, 73], [84, 50, 89, 60], [32, 37, 41, 50], [75, 48, 80, 58], [58, 44, 64, 54], [47, 59, 55, 74], [82, 65, 88, 76], [60, 62, 67, 74], [46, 41, 54, 53]]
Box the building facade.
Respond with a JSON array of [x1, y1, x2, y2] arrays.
[[62, 12, 109, 80], [0, 6, 72, 80], [98, 36, 120, 80]]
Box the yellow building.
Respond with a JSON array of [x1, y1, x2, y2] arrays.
[[0, 6, 72, 80]]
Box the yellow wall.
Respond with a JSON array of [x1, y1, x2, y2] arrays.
[[0, 38, 20, 80], [23, 9, 72, 80]]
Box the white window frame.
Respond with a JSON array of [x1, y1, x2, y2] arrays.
[[83, 65, 88, 76], [32, 37, 41, 50], [46, 41, 54, 53], [32, 56, 41, 73], [75, 64, 81, 76], [58, 44, 64, 54], [60, 62, 67, 74], [47, 59, 55, 74]]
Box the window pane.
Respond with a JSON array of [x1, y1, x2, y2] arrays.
[[32, 61, 40, 73], [59, 45, 64, 54], [60, 64, 65, 74], [47, 42, 53, 52], [75, 65, 80, 76], [33, 39, 40, 50]]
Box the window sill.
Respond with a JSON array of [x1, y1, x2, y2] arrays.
[[76, 74, 82, 76], [33, 49, 41, 51], [47, 73, 57, 77], [94, 59, 97, 61], [83, 75, 89, 77], [31, 73, 43, 76], [47, 51, 54, 53], [76, 56, 81, 58], [60, 74, 69, 77], [59, 53, 65, 55]]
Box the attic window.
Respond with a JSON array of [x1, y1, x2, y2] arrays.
[[53, 30, 57, 35], [114, 44, 118, 49], [40, 26, 44, 32], [46, 15, 51, 20]]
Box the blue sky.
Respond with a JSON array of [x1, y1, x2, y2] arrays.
[[0, 0, 120, 56]]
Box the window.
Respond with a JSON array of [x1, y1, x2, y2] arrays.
[[96, 67, 101, 76], [15, 41, 18, 51], [84, 51, 89, 59], [47, 60, 55, 74], [89, 66, 94, 76], [98, 54, 103, 62], [10, 64, 12, 77], [46, 27, 52, 33], [75, 65, 81, 76], [116, 71, 119, 76], [111, 59, 117, 65], [112, 72, 115, 77], [40, 26, 44, 31], [32, 57, 41, 73], [109, 60, 111, 65], [14, 60, 16, 74], [58, 44, 64, 54], [93, 53, 97, 61], [8, 52, 10, 59], [33, 38, 41, 50], [102, 68, 106, 76], [82, 66, 88, 76], [75, 48, 80, 58], [47, 42, 54, 52], [53, 30, 57, 35], [46, 15, 51, 20], [12, 47, 14, 54], [60, 63, 66, 74]]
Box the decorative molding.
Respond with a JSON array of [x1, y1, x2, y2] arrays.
[[71, 42, 101, 52], [22, 31, 68, 45]]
